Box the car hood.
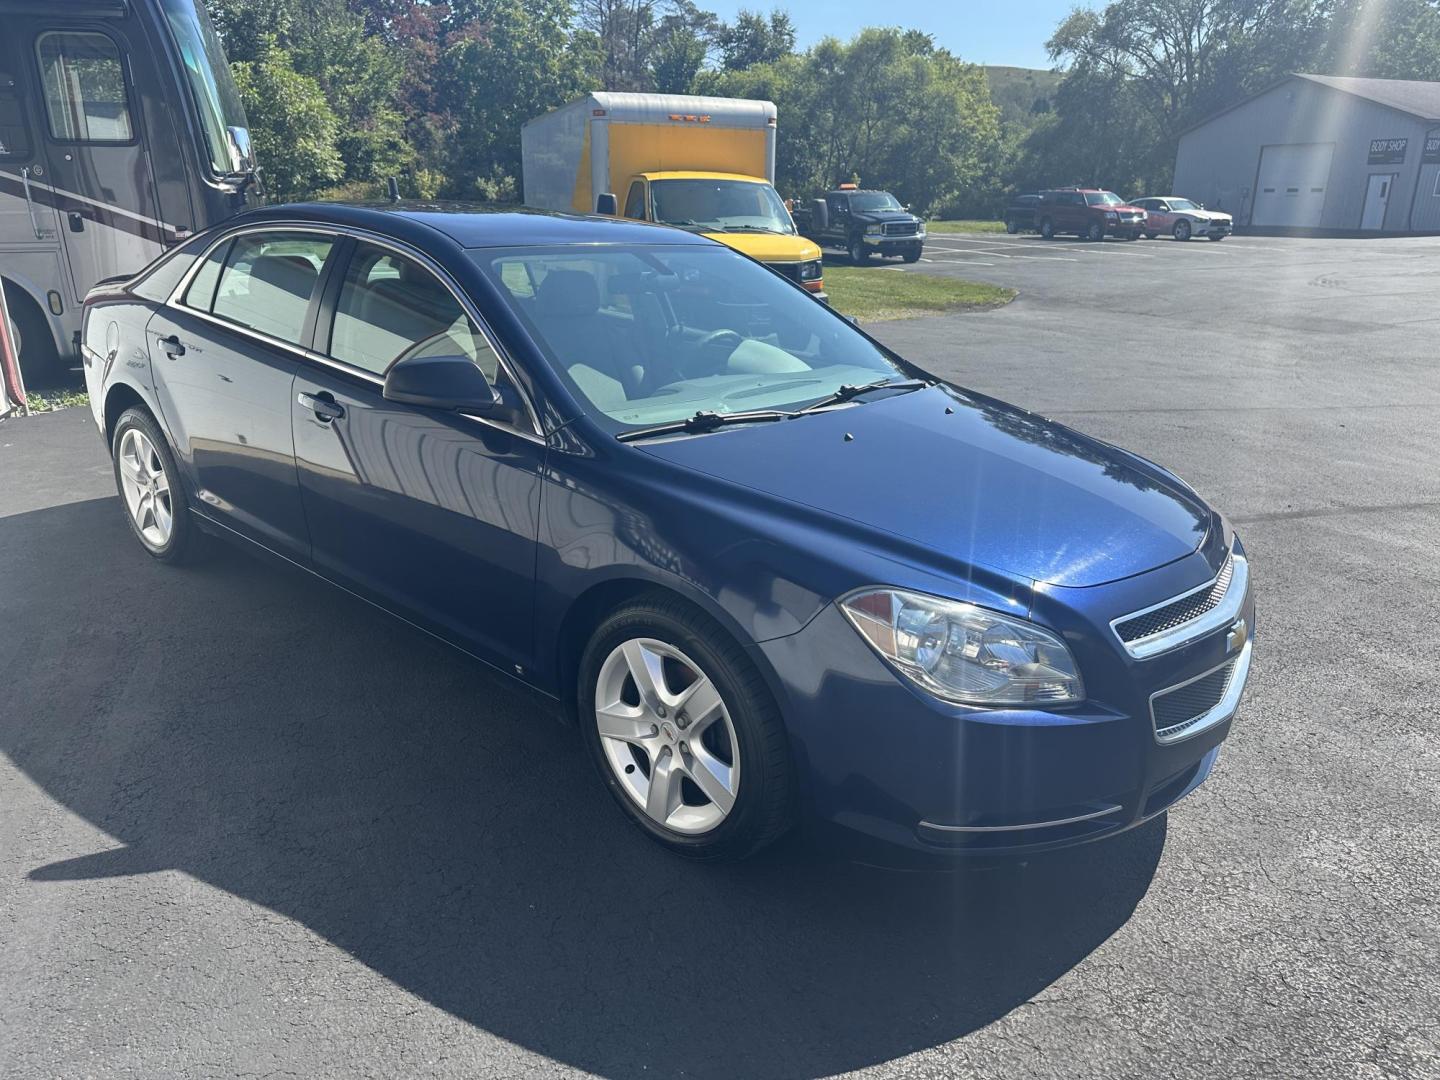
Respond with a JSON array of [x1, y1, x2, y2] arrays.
[[1188, 209, 1232, 221], [705, 230, 822, 264], [852, 210, 918, 224], [636, 386, 1212, 588]]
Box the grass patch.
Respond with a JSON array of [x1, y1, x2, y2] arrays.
[[825, 265, 1015, 322], [19, 387, 89, 413], [927, 219, 1007, 234]]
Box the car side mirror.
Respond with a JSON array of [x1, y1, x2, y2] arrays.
[[383, 354, 505, 416], [595, 192, 618, 216]]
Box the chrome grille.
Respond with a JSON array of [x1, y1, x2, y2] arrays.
[[883, 222, 919, 236], [1152, 658, 1238, 739], [1116, 555, 1234, 643]]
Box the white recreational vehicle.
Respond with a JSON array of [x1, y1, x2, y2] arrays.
[[0, 0, 258, 383]]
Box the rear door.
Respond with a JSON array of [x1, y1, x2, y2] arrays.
[[27, 22, 170, 298], [148, 227, 338, 562], [292, 237, 544, 671]]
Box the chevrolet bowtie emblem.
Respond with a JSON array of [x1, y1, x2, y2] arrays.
[[1227, 618, 1248, 655]]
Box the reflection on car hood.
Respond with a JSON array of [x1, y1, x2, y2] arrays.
[[1188, 209, 1232, 221], [637, 386, 1212, 587]]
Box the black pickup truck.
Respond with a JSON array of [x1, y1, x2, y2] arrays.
[[793, 186, 926, 264]]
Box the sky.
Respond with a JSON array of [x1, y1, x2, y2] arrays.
[[700, 0, 1096, 69]]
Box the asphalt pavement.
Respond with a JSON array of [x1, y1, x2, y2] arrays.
[[2, 232, 1438, 1079]]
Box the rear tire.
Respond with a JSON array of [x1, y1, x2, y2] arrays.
[[111, 406, 197, 564], [578, 593, 795, 861], [4, 282, 63, 386]]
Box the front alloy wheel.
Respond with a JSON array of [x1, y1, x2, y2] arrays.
[[594, 638, 740, 835], [849, 236, 870, 264], [1173, 219, 1192, 241], [579, 595, 794, 860], [1087, 220, 1105, 241], [1039, 218, 1055, 239]]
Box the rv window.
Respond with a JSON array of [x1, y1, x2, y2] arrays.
[[208, 233, 335, 346], [0, 45, 32, 160], [37, 32, 133, 143]]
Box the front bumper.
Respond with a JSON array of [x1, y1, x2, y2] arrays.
[[1195, 219, 1233, 236], [1106, 214, 1147, 235], [861, 230, 925, 250], [756, 539, 1255, 859]]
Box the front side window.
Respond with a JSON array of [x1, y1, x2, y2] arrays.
[[624, 181, 647, 220], [191, 232, 334, 345], [160, 0, 249, 174], [650, 179, 796, 235], [477, 244, 903, 431], [0, 40, 32, 160], [329, 242, 497, 379], [37, 32, 133, 143]]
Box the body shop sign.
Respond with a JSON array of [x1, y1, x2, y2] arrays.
[[1368, 137, 1408, 165], [1424, 135, 1440, 164]]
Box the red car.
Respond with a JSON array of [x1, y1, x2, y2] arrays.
[[1037, 188, 1148, 241]]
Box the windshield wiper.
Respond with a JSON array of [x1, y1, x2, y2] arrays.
[[794, 377, 932, 415], [719, 224, 785, 233], [616, 409, 794, 443]]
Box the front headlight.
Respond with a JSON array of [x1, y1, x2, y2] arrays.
[[840, 588, 1084, 706], [865, 224, 884, 235], [798, 259, 823, 281], [1105, 211, 1119, 220]]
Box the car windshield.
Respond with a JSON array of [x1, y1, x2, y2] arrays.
[[849, 192, 903, 211], [1085, 192, 1124, 206], [1168, 198, 1199, 210], [650, 179, 796, 234], [475, 244, 903, 433]]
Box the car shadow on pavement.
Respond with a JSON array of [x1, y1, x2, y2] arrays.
[[2, 496, 1165, 1080]]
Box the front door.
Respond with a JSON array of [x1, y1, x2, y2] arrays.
[[148, 228, 338, 563], [28, 23, 168, 300], [1361, 173, 1394, 230], [292, 238, 544, 672]]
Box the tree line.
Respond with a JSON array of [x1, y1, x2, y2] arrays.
[[212, 0, 1440, 215]]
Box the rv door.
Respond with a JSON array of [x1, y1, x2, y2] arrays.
[[0, 33, 61, 252], [27, 21, 169, 301]]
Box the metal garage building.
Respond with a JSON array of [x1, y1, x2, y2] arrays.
[[1173, 74, 1440, 233]]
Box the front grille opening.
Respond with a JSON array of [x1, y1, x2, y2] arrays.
[[1117, 554, 1234, 643], [1152, 658, 1237, 738]]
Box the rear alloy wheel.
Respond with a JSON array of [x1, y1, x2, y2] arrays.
[[1039, 218, 1055, 239], [112, 407, 195, 562], [848, 236, 870, 264], [1173, 219, 1192, 241], [579, 596, 794, 860], [1087, 220, 1105, 242]]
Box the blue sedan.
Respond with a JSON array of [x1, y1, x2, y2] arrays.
[[81, 203, 1254, 862]]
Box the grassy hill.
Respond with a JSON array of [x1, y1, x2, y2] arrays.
[[984, 65, 1063, 126]]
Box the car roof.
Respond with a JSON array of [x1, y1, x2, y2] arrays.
[[638, 171, 769, 183], [229, 201, 715, 250]]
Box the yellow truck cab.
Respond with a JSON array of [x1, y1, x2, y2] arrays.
[[522, 93, 825, 300]]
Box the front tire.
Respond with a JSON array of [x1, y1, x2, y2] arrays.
[[1039, 217, 1055, 239], [1173, 219, 1192, 241], [579, 594, 795, 861], [112, 407, 196, 563], [848, 236, 870, 264], [1087, 220, 1105, 242], [4, 282, 62, 386], [902, 244, 922, 263], [1208, 233, 1226, 242], [1005, 220, 1019, 234]]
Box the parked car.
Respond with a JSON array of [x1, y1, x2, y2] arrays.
[[1037, 188, 1148, 241], [82, 203, 1254, 864], [793, 184, 925, 263], [1133, 197, 1233, 241], [1003, 193, 1042, 234]]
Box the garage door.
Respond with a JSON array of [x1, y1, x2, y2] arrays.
[[1252, 143, 1333, 227]]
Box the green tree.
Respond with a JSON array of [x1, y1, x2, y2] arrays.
[[715, 8, 795, 71], [230, 40, 343, 199]]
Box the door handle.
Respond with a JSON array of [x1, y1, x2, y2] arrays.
[[159, 334, 186, 358], [297, 391, 344, 422]]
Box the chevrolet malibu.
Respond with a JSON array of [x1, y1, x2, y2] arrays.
[[81, 204, 1254, 862]]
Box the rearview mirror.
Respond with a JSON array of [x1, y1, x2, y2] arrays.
[[383, 354, 505, 415], [595, 192, 618, 215]]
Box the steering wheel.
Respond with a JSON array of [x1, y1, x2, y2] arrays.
[[674, 328, 744, 379]]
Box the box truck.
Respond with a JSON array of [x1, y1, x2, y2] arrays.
[[522, 92, 824, 299]]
